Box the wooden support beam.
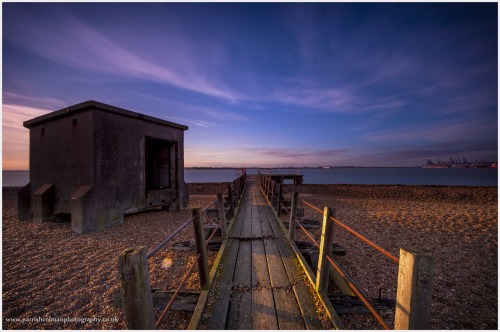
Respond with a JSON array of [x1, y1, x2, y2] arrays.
[[117, 246, 155, 330], [270, 181, 275, 205], [277, 184, 283, 216], [316, 207, 334, 294], [192, 208, 210, 290], [394, 248, 434, 330], [227, 184, 235, 219], [288, 191, 299, 241], [217, 193, 228, 239]]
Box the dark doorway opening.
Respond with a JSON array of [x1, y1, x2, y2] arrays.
[[146, 138, 173, 190]]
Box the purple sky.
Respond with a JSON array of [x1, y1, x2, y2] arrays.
[[3, 2, 498, 169]]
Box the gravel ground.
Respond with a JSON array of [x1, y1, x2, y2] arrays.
[[2, 185, 221, 330], [3, 183, 497, 330], [282, 184, 498, 329]]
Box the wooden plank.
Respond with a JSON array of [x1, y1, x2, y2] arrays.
[[265, 214, 283, 239], [227, 291, 252, 329], [112, 290, 200, 311], [251, 205, 260, 218], [264, 239, 290, 288], [252, 240, 271, 288], [276, 239, 335, 330], [229, 214, 244, 239], [252, 288, 278, 329], [240, 214, 253, 239], [260, 214, 274, 238], [199, 239, 239, 329], [251, 217, 263, 239], [233, 241, 253, 288], [273, 287, 305, 330]]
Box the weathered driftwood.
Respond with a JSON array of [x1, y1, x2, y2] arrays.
[[113, 290, 201, 311]]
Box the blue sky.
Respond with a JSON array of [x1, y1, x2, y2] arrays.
[[3, 2, 498, 169]]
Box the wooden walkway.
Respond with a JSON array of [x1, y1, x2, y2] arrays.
[[193, 175, 332, 330]]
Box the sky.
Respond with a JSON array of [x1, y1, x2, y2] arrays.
[[2, 2, 498, 169]]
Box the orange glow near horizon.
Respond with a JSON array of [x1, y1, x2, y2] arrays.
[[2, 104, 52, 170]]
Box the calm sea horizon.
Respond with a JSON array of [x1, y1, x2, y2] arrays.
[[3, 167, 497, 187]]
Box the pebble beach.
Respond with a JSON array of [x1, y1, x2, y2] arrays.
[[2, 182, 497, 329]]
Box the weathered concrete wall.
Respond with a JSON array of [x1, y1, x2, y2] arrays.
[[92, 109, 186, 217], [68, 108, 187, 233], [23, 101, 187, 234], [28, 111, 94, 216]]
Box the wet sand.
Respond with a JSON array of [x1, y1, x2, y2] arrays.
[[2, 183, 497, 329]]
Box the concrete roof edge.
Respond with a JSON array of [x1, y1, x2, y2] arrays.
[[23, 100, 189, 130]]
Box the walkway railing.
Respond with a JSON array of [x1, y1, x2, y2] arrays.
[[117, 174, 246, 330], [258, 174, 434, 330]]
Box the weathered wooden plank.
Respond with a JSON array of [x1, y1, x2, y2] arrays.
[[266, 214, 283, 239], [252, 240, 271, 288], [233, 241, 253, 288], [264, 238, 290, 288], [273, 287, 305, 330], [252, 288, 278, 329], [292, 282, 327, 330], [240, 213, 253, 239], [251, 217, 263, 239], [112, 290, 200, 311], [260, 214, 275, 238], [228, 214, 244, 239], [227, 291, 252, 329], [276, 239, 335, 330], [329, 295, 396, 315], [199, 239, 240, 329]]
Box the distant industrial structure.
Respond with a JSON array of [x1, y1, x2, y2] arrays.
[[18, 100, 189, 234], [423, 158, 497, 168]]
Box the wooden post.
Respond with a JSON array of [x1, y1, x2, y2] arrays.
[[270, 181, 275, 204], [277, 184, 283, 216], [394, 248, 434, 330], [316, 207, 334, 294], [288, 191, 299, 241], [227, 184, 235, 219], [327, 208, 357, 296], [265, 176, 270, 197], [192, 208, 210, 290], [117, 246, 155, 329], [217, 193, 228, 239]]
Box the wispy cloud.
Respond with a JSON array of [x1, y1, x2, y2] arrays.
[[362, 120, 497, 144], [2, 104, 53, 169], [4, 6, 239, 102]]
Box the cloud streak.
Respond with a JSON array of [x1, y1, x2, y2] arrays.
[[4, 6, 239, 102], [2, 104, 53, 169]]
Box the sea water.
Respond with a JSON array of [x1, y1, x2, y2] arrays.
[[4, 168, 497, 187]]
